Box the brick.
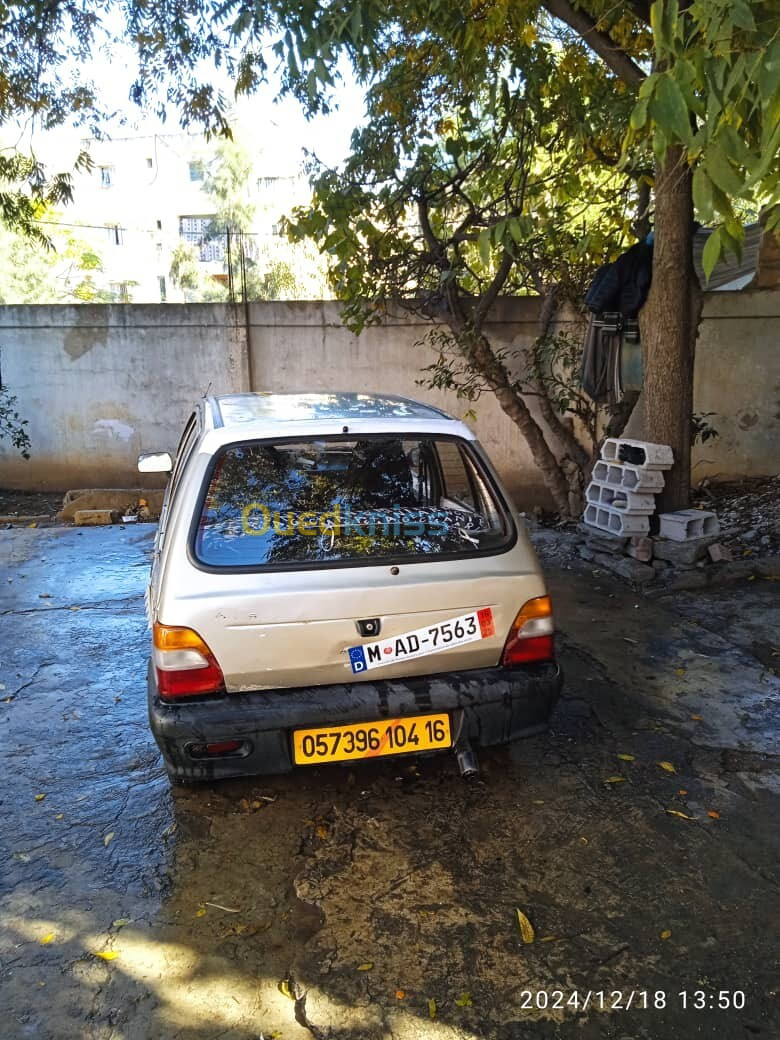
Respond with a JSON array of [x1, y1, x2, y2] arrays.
[[592, 460, 665, 493], [653, 534, 720, 565], [627, 535, 653, 562], [601, 438, 674, 470], [73, 509, 115, 526], [578, 524, 628, 554], [585, 482, 657, 515], [707, 543, 732, 563], [593, 551, 656, 584], [658, 509, 719, 541], [583, 503, 650, 536]]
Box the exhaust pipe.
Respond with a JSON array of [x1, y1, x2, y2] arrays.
[[455, 740, 480, 779]]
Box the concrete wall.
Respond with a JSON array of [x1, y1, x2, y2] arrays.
[[0, 293, 777, 504], [691, 290, 780, 482], [0, 305, 249, 490]]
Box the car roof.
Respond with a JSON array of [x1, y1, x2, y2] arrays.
[[201, 392, 474, 443]]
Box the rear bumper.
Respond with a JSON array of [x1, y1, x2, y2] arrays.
[[148, 662, 563, 781]]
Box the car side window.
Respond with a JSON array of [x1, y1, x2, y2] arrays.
[[434, 441, 477, 510], [157, 412, 199, 551]]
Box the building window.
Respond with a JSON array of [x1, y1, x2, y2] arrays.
[[179, 214, 225, 262], [158, 276, 167, 302], [99, 166, 113, 188], [188, 160, 205, 182], [106, 224, 123, 246]]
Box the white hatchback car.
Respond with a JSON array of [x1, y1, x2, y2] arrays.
[[140, 392, 562, 783]]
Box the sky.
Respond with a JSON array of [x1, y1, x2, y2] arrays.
[[20, 26, 367, 176]]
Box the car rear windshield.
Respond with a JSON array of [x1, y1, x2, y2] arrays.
[[193, 435, 513, 568]]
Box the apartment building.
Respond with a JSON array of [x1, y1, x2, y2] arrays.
[[35, 129, 313, 302]]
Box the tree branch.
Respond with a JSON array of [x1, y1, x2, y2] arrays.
[[473, 248, 514, 327], [543, 0, 647, 85]]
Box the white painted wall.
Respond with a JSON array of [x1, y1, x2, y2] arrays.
[[0, 294, 777, 504]]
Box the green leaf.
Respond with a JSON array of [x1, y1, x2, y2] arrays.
[[650, 0, 678, 58], [478, 229, 490, 267], [705, 140, 744, 196], [701, 228, 722, 283], [630, 97, 649, 131], [692, 167, 713, 221], [651, 74, 693, 146], [730, 1, 756, 32]]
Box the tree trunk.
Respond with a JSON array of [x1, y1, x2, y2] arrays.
[[462, 328, 574, 515], [639, 145, 702, 512]]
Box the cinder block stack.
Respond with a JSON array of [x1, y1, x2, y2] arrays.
[[583, 438, 674, 536]]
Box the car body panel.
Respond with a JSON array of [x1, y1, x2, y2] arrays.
[[142, 392, 561, 780]]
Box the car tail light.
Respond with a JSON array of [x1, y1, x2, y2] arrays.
[[153, 623, 225, 701], [501, 595, 555, 666]]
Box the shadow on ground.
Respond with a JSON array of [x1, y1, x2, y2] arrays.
[[1, 528, 778, 1040]]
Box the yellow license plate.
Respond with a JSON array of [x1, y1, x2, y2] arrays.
[[293, 713, 451, 765]]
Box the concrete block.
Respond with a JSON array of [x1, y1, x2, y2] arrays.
[[74, 509, 115, 526], [592, 460, 665, 493], [707, 543, 732, 563], [653, 534, 721, 565], [60, 488, 164, 522], [585, 482, 657, 514], [627, 535, 653, 562], [658, 509, 719, 541], [601, 438, 674, 470], [583, 503, 650, 536], [578, 524, 628, 555], [592, 551, 656, 584]]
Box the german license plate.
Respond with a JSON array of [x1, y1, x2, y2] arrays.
[[293, 713, 451, 765], [347, 607, 495, 674]]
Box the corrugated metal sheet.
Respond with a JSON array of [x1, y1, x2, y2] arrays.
[[694, 223, 761, 290]]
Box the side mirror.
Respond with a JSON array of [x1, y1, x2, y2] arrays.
[[138, 451, 173, 474]]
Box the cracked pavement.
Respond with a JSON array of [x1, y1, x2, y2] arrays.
[[0, 526, 778, 1040]]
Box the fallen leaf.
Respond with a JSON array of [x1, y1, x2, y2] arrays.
[[539, 935, 557, 942], [617, 753, 635, 762], [707, 810, 720, 820], [278, 979, 295, 1000], [675, 668, 686, 676], [679, 789, 688, 796], [605, 775, 626, 783], [455, 991, 473, 1007], [97, 950, 119, 960], [690, 715, 702, 721], [666, 809, 693, 820], [428, 997, 437, 1020], [747, 574, 756, 581], [516, 908, 535, 944], [54, 813, 63, 820], [316, 825, 328, 839], [103, 832, 114, 847], [195, 907, 206, 917], [34, 793, 46, 801], [112, 918, 130, 929], [40, 932, 55, 945], [660, 929, 672, 940], [395, 989, 406, 1000], [657, 761, 676, 774], [357, 962, 373, 972]]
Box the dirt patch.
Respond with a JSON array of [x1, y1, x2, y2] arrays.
[[0, 489, 63, 519]]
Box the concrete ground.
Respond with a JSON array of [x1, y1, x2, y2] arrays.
[[0, 526, 778, 1040]]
